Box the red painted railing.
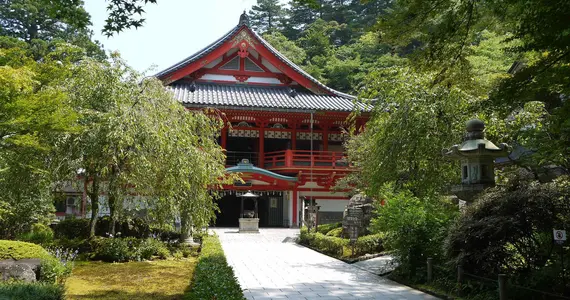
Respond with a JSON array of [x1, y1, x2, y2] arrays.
[[263, 150, 350, 170]]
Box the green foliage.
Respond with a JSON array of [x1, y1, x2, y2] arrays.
[[90, 237, 170, 262], [348, 66, 468, 196], [299, 228, 384, 258], [185, 235, 245, 300], [0, 240, 70, 284], [445, 176, 570, 295], [0, 282, 64, 300], [53, 218, 90, 240], [40, 257, 72, 284], [0, 240, 51, 260], [0, 41, 80, 239], [355, 233, 384, 255], [369, 186, 457, 276], [325, 227, 343, 237], [316, 222, 341, 235], [16, 223, 54, 246], [248, 0, 285, 33], [262, 31, 306, 65], [103, 0, 158, 36]]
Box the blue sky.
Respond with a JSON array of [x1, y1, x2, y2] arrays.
[[83, 0, 261, 73]]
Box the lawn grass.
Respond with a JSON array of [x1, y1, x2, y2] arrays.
[[65, 259, 197, 300]]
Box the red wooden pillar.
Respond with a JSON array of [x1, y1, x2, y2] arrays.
[[221, 126, 228, 150], [291, 121, 297, 150], [285, 149, 293, 167], [292, 188, 298, 227]]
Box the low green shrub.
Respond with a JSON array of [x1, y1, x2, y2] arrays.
[[0, 240, 71, 284], [53, 218, 90, 240], [17, 223, 55, 246], [316, 222, 342, 235], [299, 228, 348, 256], [91, 237, 170, 262], [299, 228, 384, 258], [355, 233, 384, 254], [185, 235, 245, 300], [326, 227, 343, 237], [0, 240, 51, 260], [0, 282, 64, 300]]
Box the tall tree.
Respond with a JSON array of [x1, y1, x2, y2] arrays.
[[0, 0, 105, 59], [0, 39, 80, 237], [62, 55, 232, 237], [248, 0, 285, 33]]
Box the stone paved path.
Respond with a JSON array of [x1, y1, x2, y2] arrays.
[[213, 228, 438, 300]]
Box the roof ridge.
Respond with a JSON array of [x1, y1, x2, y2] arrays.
[[155, 21, 357, 101]]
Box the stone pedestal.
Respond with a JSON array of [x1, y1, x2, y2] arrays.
[[239, 218, 259, 233]]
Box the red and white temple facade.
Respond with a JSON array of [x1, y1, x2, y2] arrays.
[[57, 13, 369, 227], [155, 13, 369, 227]]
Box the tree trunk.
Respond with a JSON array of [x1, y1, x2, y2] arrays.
[[89, 175, 100, 238], [180, 213, 199, 246], [108, 191, 117, 235]]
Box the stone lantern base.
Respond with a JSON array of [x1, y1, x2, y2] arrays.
[[239, 218, 259, 233]]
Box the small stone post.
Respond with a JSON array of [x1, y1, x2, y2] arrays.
[[498, 274, 507, 300], [457, 265, 464, 296], [427, 258, 433, 283]]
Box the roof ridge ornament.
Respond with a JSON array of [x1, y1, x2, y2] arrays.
[[239, 10, 250, 27]]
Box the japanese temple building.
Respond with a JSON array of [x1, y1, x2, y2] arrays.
[[56, 13, 369, 227], [154, 13, 368, 228]]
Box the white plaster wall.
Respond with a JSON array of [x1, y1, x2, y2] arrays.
[[316, 200, 348, 212], [200, 74, 235, 81], [246, 77, 282, 84]]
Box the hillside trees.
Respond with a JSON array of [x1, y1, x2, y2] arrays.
[[248, 0, 285, 33], [0, 0, 105, 60]]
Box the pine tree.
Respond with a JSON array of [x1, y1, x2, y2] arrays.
[[248, 0, 285, 33]]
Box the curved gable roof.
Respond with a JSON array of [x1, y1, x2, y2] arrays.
[[155, 13, 356, 101]]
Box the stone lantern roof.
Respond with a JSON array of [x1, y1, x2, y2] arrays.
[[443, 119, 509, 159]]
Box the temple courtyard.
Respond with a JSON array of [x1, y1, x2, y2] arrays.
[[212, 228, 438, 300]]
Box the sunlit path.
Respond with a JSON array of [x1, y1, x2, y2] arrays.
[[213, 228, 438, 300]]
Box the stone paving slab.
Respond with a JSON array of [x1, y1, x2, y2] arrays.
[[212, 228, 438, 300]]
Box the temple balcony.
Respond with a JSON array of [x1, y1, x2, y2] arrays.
[[226, 150, 351, 173]]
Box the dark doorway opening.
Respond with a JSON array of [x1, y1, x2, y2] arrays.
[[214, 194, 240, 227], [214, 193, 286, 227]]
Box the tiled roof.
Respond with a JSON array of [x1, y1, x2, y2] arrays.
[[169, 83, 368, 112], [155, 17, 356, 100]]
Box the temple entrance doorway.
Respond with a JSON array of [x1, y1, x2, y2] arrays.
[[214, 193, 285, 227]]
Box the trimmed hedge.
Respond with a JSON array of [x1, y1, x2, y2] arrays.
[[185, 235, 245, 300], [0, 282, 64, 300], [299, 228, 384, 258]]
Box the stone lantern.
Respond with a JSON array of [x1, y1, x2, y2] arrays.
[[239, 191, 260, 233], [443, 119, 510, 202]]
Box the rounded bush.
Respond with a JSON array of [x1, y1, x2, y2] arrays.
[[0, 240, 51, 260]]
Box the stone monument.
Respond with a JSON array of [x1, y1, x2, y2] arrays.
[[342, 193, 374, 236]]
